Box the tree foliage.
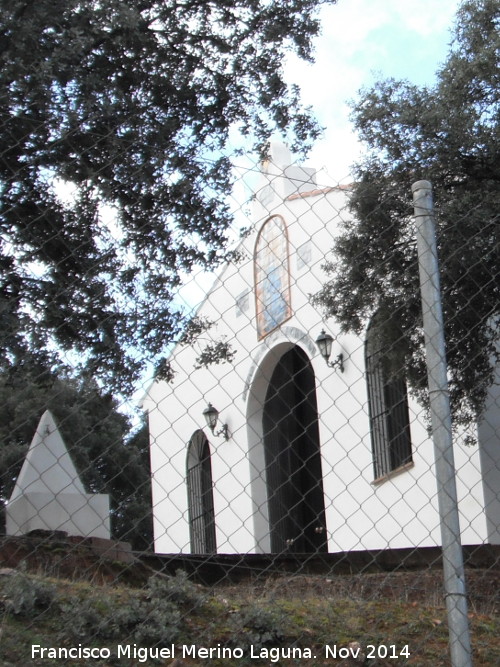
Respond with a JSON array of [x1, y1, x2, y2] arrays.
[[315, 0, 500, 429], [0, 360, 153, 549], [0, 0, 335, 392]]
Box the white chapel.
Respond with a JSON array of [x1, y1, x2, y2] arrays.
[[142, 143, 500, 555]]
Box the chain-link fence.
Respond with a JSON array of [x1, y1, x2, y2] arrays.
[[1, 143, 499, 667]]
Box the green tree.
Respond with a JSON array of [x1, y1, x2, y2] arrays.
[[314, 0, 500, 430], [1, 0, 336, 392], [0, 361, 153, 549]]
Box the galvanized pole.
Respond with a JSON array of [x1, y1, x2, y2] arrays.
[[412, 180, 473, 667]]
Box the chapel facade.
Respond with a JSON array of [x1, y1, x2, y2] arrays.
[[142, 144, 500, 555]]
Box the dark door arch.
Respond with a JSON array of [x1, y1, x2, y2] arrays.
[[263, 346, 327, 553], [187, 431, 216, 554]]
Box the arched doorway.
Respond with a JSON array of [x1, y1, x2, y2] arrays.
[[263, 346, 327, 552], [187, 431, 216, 554]]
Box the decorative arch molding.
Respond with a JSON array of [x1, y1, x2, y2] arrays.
[[242, 326, 318, 402]]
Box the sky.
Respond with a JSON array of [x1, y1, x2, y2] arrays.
[[285, 0, 462, 182]]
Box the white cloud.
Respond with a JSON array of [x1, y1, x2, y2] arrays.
[[392, 0, 458, 36], [284, 0, 461, 179]]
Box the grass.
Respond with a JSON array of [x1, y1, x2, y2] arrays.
[[0, 567, 498, 666]]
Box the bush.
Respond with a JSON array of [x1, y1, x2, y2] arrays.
[[59, 572, 201, 645], [59, 597, 109, 640], [3, 568, 56, 617], [229, 603, 288, 651], [146, 570, 206, 609]]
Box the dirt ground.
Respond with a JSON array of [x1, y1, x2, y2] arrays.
[[216, 568, 500, 614], [1, 532, 499, 615]]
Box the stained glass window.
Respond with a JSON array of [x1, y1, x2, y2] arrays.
[[254, 215, 291, 338]]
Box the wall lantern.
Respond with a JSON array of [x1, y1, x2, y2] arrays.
[[315, 329, 345, 373], [203, 403, 229, 440]]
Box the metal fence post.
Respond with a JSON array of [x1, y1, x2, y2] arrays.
[[412, 180, 473, 667]]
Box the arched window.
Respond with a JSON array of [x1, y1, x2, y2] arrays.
[[187, 431, 216, 553], [365, 318, 413, 480], [254, 215, 291, 338]]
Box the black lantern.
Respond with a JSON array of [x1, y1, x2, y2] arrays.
[[203, 403, 229, 440], [315, 329, 344, 373]]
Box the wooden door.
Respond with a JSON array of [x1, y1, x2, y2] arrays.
[[263, 347, 327, 553]]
